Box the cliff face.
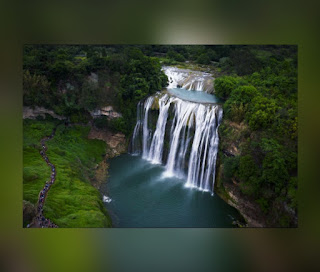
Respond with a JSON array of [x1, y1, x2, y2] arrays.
[[87, 124, 127, 189], [23, 106, 66, 120], [215, 119, 268, 227], [215, 119, 267, 227], [215, 165, 267, 227]]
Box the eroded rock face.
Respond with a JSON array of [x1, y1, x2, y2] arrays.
[[223, 182, 266, 227], [23, 106, 66, 120], [219, 121, 248, 157], [88, 127, 127, 159], [88, 126, 127, 189], [92, 159, 109, 189], [90, 106, 122, 119]]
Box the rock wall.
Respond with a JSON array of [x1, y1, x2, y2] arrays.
[[23, 106, 66, 120], [215, 119, 267, 227], [88, 126, 127, 189], [90, 106, 122, 119]]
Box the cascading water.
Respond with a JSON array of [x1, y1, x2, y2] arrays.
[[130, 92, 223, 194], [104, 66, 246, 227], [163, 66, 214, 93], [142, 96, 154, 159]]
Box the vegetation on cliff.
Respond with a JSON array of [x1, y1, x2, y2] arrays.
[[23, 117, 111, 227], [23, 45, 170, 227], [23, 45, 168, 135], [213, 46, 297, 227], [23, 45, 297, 227]]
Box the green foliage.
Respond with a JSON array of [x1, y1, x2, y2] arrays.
[[217, 47, 297, 226], [222, 156, 239, 183], [196, 53, 211, 65], [23, 70, 52, 107], [23, 120, 57, 204], [246, 96, 279, 130], [79, 80, 101, 111], [23, 45, 297, 227], [287, 177, 297, 210], [260, 138, 289, 194], [167, 50, 186, 62], [93, 116, 109, 129], [229, 48, 262, 76], [256, 198, 269, 214], [219, 57, 232, 71], [214, 76, 239, 99], [23, 119, 111, 227], [69, 109, 91, 124], [23, 45, 168, 136], [238, 155, 258, 182], [109, 117, 126, 133], [223, 86, 258, 120], [229, 103, 248, 123], [93, 116, 126, 134], [230, 86, 258, 104]]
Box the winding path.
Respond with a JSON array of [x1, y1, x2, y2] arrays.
[[29, 128, 59, 228]]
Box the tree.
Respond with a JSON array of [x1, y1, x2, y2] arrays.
[[260, 138, 289, 194], [246, 96, 278, 130], [79, 80, 101, 111], [196, 53, 211, 65], [214, 76, 239, 99], [167, 50, 185, 62], [230, 48, 262, 75], [229, 85, 258, 104], [23, 70, 51, 107]]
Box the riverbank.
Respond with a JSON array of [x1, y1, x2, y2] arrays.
[[215, 163, 266, 227], [88, 123, 127, 189]]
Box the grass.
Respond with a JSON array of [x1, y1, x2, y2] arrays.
[[23, 119, 57, 204], [23, 118, 111, 227]]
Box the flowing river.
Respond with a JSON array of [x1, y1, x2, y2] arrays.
[[101, 67, 243, 227]]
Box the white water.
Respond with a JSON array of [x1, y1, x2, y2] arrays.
[[142, 96, 154, 159], [103, 195, 112, 203], [130, 93, 222, 193], [162, 66, 214, 93], [148, 94, 172, 164]]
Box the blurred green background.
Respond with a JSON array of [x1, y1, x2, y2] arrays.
[[1, 0, 319, 271]]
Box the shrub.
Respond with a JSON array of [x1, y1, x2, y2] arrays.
[[214, 76, 239, 99], [222, 156, 240, 183], [238, 155, 258, 182], [196, 53, 211, 65], [246, 96, 278, 130]]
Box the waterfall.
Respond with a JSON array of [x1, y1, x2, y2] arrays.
[[142, 96, 154, 159], [162, 66, 214, 93], [148, 94, 172, 164], [130, 93, 222, 194]]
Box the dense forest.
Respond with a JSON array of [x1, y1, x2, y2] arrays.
[[213, 46, 297, 226], [23, 45, 168, 135], [23, 45, 297, 227]]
